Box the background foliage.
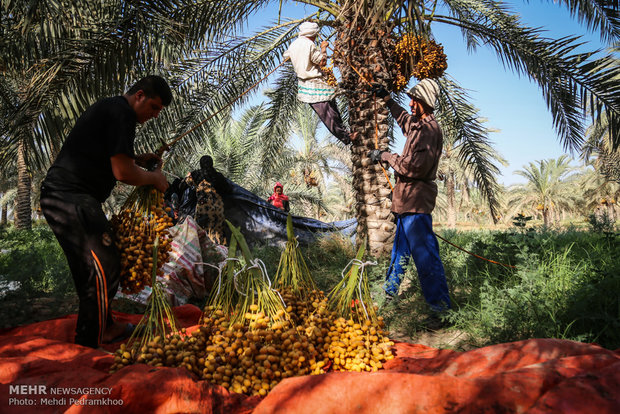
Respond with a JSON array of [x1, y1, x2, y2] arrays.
[[6, 223, 618, 349]]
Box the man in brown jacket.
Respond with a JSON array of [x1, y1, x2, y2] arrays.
[[368, 79, 451, 313]]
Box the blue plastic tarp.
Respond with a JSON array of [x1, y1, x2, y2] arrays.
[[222, 180, 356, 246]]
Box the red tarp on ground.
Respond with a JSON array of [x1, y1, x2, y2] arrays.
[[1, 305, 618, 413]]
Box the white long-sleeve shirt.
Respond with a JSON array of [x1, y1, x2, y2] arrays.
[[284, 36, 336, 103], [284, 36, 324, 80]]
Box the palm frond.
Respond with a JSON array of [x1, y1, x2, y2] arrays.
[[555, 0, 620, 42], [437, 77, 503, 221], [437, 0, 620, 152]]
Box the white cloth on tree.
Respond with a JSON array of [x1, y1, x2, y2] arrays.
[[298, 21, 319, 37]]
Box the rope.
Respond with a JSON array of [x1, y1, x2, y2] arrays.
[[157, 58, 290, 155], [328, 44, 394, 191], [194, 260, 226, 298], [246, 258, 287, 307], [433, 232, 517, 269], [213, 257, 242, 298], [373, 97, 394, 191], [340, 258, 377, 320], [230, 258, 287, 308]]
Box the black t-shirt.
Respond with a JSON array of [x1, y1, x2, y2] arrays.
[[43, 96, 136, 202]]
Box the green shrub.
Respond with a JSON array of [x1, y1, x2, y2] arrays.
[[253, 229, 620, 350], [588, 211, 616, 233], [0, 224, 72, 298], [437, 229, 620, 349]]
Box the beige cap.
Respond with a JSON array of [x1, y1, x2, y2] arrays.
[[406, 79, 440, 109]]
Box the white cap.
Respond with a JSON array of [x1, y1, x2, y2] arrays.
[[406, 79, 440, 109], [298, 22, 319, 38]]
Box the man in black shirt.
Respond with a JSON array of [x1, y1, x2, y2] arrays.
[[40, 75, 172, 348]]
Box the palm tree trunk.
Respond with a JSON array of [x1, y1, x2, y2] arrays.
[[459, 180, 470, 223], [461, 182, 471, 206], [335, 23, 395, 256], [15, 140, 32, 230], [316, 186, 323, 220], [543, 208, 550, 227], [446, 171, 457, 228], [0, 194, 6, 226], [350, 97, 394, 256]]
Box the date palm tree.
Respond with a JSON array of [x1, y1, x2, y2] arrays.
[[578, 164, 620, 220], [507, 155, 579, 226], [582, 41, 620, 184], [3, 0, 619, 254], [436, 80, 508, 227], [170, 0, 618, 254]]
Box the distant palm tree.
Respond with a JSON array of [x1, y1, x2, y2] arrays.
[[578, 167, 620, 221], [583, 108, 620, 183], [581, 44, 620, 183], [287, 104, 351, 218], [323, 175, 356, 221], [182, 104, 330, 217], [507, 155, 578, 226]]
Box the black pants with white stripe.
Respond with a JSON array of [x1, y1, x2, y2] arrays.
[[309, 100, 351, 145], [40, 188, 121, 348]]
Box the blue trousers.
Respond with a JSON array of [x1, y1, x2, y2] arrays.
[[384, 213, 451, 311]]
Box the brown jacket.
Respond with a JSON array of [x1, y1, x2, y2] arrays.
[[380, 100, 443, 214]]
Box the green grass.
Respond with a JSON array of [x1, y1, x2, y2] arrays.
[[436, 228, 620, 349]]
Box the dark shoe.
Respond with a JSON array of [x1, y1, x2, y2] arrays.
[[420, 314, 449, 331], [382, 293, 398, 308], [103, 323, 136, 344]]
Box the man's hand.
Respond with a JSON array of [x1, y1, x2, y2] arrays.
[[371, 84, 390, 99], [135, 153, 162, 170], [111, 153, 169, 192], [368, 149, 386, 164], [152, 170, 169, 193]]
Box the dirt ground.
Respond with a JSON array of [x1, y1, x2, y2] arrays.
[[1, 294, 472, 351]]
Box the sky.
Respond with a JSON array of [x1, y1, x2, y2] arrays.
[[429, 1, 607, 185], [249, 1, 609, 186]]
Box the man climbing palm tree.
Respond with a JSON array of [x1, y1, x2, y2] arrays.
[[284, 21, 357, 145], [369, 79, 451, 316]]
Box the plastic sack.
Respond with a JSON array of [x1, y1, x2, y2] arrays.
[[117, 216, 226, 306]]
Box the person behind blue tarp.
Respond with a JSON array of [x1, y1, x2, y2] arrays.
[[368, 79, 451, 318]]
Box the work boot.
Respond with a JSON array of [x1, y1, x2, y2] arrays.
[[420, 312, 451, 331]]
